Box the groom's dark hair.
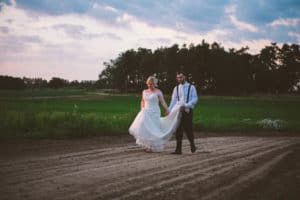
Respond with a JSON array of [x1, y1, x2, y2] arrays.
[[176, 71, 186, 76]]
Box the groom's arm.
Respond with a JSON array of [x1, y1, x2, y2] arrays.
[[168, 87, 177, 111], [184, 85, 198, 109]]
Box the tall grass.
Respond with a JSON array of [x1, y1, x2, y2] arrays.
[[193, 95, 300, 132], [0, 93, 140, 138], [0, 90, 299, 138]]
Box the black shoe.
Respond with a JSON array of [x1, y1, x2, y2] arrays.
[[191, 145, 197, 153], [171, 151, 182, 155]]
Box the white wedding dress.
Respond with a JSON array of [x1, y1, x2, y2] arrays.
[[129, 87, 184, 152]]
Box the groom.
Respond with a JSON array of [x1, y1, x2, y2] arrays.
[[169, 71, 198, 154]]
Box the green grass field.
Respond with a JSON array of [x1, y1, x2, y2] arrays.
[[0, 89, 299, 138]]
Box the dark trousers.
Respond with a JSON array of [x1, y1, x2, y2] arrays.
[[175, 110, 195, 152]]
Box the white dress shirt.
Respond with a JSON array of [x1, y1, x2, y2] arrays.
[[169, 81, 198, 113]]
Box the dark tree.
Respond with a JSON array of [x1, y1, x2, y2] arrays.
[[0, 75, 25, 90], [23, 77, 48, 88], [48, 77, 68, 88], [98, 41, 300, 95]]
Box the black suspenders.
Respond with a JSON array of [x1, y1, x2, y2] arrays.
[[176, 84, 192, 103], [186, 84, 192, 103], [176, 85, 179, 101]]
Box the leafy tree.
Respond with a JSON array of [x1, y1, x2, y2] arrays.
[[49, 77, 68, 88], [98, 41, 300, 94], [0, 75, 25, 90]]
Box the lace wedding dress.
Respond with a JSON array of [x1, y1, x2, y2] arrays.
[[129, 87, 184, 152]]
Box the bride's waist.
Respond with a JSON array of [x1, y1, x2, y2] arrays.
[[143, 106, 160, 111]]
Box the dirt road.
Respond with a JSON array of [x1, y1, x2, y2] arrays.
[[1, 136, 300, 200]]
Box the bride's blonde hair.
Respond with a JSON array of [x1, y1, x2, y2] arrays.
[[146, 76, 158, 87]]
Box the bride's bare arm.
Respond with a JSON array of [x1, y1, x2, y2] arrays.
[[158, 91, 170, 115], [140, 91, 145, 109]]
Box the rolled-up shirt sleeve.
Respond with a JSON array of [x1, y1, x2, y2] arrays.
[[184, 85, 198, 109]]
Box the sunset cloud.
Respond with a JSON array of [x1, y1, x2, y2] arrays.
[[0, 0, 299, 80]]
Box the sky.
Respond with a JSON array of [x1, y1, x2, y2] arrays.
[[0, 0, 299, 81]]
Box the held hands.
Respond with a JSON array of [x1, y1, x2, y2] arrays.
[[165, 109, 170, 116]]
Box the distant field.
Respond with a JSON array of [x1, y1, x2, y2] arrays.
[[0, 89, 299, 138]]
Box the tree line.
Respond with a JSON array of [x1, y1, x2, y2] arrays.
[[99, 41, 300, 94], [1, 41, 299, 94], [0, 76, 100, 90]]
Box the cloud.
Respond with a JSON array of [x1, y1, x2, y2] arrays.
[[269, 18, 300, 27], [223, 38, 274, 54], [288, 32, 300, 42], [0, 26, 9, 33], [0, 2, 124, 80], [92, 3, 119, 13], [98, 33, 122, 40], [139, 37, 172, 47], [9, 0, 16, 6], [224, 4, 236, 14], [224, 4, 258, 32], [0, 0, 299, 81], [116, 13, 134, 23], [19, 35, 42, 43], [52, 23, 122, 41], [0, 34, 42, 53], [229, 15, 259, 32], [12, 0, 230, 33], [53, 24, 85, 39]]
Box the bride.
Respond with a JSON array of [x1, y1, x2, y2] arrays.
[[129, 76, 184, 152]]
